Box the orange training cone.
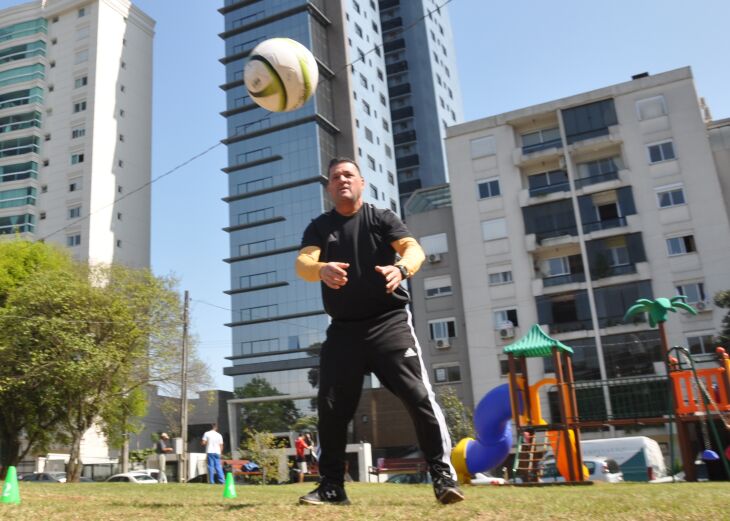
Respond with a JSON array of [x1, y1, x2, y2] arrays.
[[1, 466, 20, 505], [223, 471, 237, 499]]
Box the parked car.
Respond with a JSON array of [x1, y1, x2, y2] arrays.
[[20, 472, 93, 483], [540, 456, 623, 483], [470, 472, 506, 485], [21, 472, 68, 483], [106, 472, 158, 484], [130, 469, 161, 481]]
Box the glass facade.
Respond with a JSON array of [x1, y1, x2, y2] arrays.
[[221, 1, 339, 408]]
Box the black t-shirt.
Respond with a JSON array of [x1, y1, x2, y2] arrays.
[[156, 439, 168, 454], [300, 204, 412, 321]]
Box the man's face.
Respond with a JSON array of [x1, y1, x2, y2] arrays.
[[327, 161, 364, 205]]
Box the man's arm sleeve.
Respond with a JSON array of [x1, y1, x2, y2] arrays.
[[295, 245, 325, 282], [392, 237, 425, 278]]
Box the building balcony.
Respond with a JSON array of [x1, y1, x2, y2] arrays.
[[574, 170, 620, 190], [389, 82, 411, 97], [379, 0, 400, 10], [513, 142, 563, 168], [381, 17, 403, 31], [390, 106, 414, 121], [584, 214, 639, 241], [393, 129, 416, 145], [519, 183, 570, 207], [547, 319, 593, 335], [386, 60, 408, 75], [567, 125, 622, 154], [396, 154, 419, 169], [532, 273, 586, 296], [592, 261, 650, 287], [383, 38, 405, 53], [525, 227, 578, 252], [582, 216, 627, 234]]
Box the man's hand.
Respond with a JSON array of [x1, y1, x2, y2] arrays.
[[375, 265, 403, 294], [319, 262, 350, 289]]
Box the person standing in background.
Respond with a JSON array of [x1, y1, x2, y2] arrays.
[[155, 433, 173, 483], [202, 423, 225, 484]]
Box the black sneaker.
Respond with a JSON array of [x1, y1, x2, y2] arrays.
[[299, 480, 351, 506], [433, 475, 464, 505]]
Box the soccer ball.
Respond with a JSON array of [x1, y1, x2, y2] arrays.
[[244, 38, 319, 112]]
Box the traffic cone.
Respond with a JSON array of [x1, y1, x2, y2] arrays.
[[1, 466, 20, 505], [222, 472, 237, 499]]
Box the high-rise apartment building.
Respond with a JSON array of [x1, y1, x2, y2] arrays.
[[439, 67, 730, 439], [379, 0, 463, 209], [0, 0, 154, 267]]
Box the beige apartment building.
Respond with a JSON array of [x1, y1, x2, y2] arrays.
[[420, 67, 730, 434]]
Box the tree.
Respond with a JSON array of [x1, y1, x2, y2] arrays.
[[714, 290, 730, 347], [235, 377, 301, 438], [240, 429, 285, 484], [436, 386, 475, 445], [0, 241, 75, 477], [0, 240, 210, 481]]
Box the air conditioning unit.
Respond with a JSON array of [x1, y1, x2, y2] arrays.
[[427, 253, 442, 264], [499, 326, 515, 339], [694, 299, 712, 312], [435, 338, 450, 349]]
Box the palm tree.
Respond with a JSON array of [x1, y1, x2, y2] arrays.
[[624, 296, 697, 358]]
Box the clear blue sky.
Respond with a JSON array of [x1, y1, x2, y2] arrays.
[[1, 0, 728, 391]]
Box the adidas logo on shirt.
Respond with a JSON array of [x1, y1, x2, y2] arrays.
[[404, 347, 417, 358]]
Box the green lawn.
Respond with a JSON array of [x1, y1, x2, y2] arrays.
[[2, 481, 728, 521]]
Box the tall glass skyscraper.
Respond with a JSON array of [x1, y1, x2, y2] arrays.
[[219, 1, 462, 442]]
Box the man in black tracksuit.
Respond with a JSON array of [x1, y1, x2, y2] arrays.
[[295, 157, 463, 506]]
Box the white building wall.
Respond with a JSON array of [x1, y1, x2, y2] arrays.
[[445, 67, 730, 404]]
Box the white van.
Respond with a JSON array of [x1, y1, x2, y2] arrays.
[[581, 436, 666, 481]]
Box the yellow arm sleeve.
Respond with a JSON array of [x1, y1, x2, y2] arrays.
[[392, 237, 425, 278], [295, 246, 325, 282]]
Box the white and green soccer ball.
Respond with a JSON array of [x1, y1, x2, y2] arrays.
[[244, 38, 319, 112]]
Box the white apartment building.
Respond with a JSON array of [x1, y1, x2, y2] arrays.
[[443, 67, 730, 422], [0, 0, 154, 267]]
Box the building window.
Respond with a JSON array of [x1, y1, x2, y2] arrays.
[[240, 271, 277, 289], [676, 282, 705, 304], [424, 275, 452, 298], [387, 171, 394, 184], [119, 134, 124, 142], [69, 178, 82, 192], [116, 239, 122, 248], [369, 184, 378, 198], [433, 364, 461, 384], [420, 233, 448, 254], [239, 238, 275, 257], [354, 24, 362, 37], [607, 245, 629, 267], [73, 101, 87, 113], [75, 76, 88, 88], [365, 127, 373, 143], [477, 177, 501, 199], [648, 141, 675, 163], [687, 334, 715, 355], [489, 270, 513, 285], [117, 212, 122, 220], [481, 217, 507, 241], [494, 309, 519, 327], [68, 206, 81, 219], [636, 95, 667, 120], [117, 159, 123, 167], [656, 184, 685, 208], [360, 74, 368, 88], [362, 100, 371, 115], [367, 155, 376, 170], [66, 234, 81, 247], [78, 7, 86, 17], [71, 153, 84, 164], [666, 235, 696, 256], [74, 49, 88, 64], [71, 126, 85, 139], [76, 25, 90, 40], [390, 199, 397, 212], [429, 318, 456, 340]]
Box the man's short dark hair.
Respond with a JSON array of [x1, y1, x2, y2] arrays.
[[327, 157, 360, 177]]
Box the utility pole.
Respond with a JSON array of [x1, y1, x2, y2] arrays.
[[179, 290, 190, 482]]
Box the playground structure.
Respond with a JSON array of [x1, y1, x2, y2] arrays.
[[451, 296, 730, 484]]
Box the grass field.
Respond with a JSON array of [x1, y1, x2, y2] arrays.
[[2, 481, 728, 521]]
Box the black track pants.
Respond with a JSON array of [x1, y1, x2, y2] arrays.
[[316, 308, 455, 484]]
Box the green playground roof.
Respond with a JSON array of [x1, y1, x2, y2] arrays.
[[503, 324, 574, 357]]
